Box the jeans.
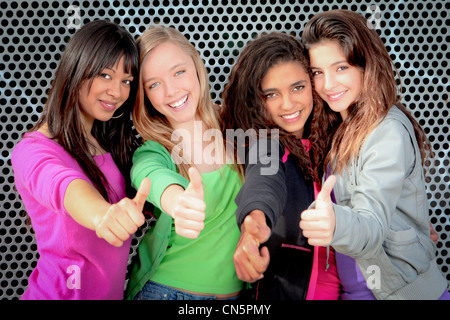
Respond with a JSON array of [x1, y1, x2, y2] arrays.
[[134, 280, 240, 300]]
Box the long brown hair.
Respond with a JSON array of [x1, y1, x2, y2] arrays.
[[31, 20, 140, 200], [302, 9, 432, 177], [133, 26, 226, 179], [221, 32, 326, 182]]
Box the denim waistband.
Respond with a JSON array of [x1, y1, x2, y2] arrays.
[[134, 280, 240, 301]]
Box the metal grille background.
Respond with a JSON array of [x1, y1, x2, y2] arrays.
[[0, 0, 448, 300]]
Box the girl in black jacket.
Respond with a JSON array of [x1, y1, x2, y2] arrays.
[[220, 32, 340, 300]]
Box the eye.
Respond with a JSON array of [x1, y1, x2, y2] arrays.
[[337, 65, 349, 72], [264, 92, 277, 99], [312, 70, 322, 76], [175, 70, 185, 76], [100, 73, 111, 79], [123, 79, 132, 85], [149, 82, 160, 89], [293, 85, 305, 92]]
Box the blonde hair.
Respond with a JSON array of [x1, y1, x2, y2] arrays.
[[133, 26, 222, 178]]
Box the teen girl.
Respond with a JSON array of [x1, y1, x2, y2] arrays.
[[11, 20, 148, 299], [301, 9, 449, 300], [125, 26, 243, 300], [221, 32, 341, 300]]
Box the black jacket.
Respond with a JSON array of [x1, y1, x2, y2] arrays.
[[235, 138, 315, 300]]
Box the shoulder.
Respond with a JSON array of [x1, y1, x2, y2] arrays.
[[133, 140, 170, 158], [248, 137, 284, 156], [11, 132, 86, 191], [14, 131, 50, 148], [136, 139, 166, 151], [12, 131, 66, 164], [132, 140, 179, 172], [368, 106, 413, 142], [381, 105, 414, 129], [360, 107, 416, 165]]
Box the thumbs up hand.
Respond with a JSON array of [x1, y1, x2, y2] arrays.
[[233, 210, 271, 283], [299, 175, 337, 246], [95, 177, 151, 247], [172, 167, 206, 239]]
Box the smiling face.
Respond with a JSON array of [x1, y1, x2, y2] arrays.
[[78, 55, 133, 129], [141, 41, 200, 130], [308, 40, 364, 120], [261, 61, 313, 139]]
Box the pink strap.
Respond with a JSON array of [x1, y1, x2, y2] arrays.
[[281, 148, 290, 163], [283, 141, 341, 300]]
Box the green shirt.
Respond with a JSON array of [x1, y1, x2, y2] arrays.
[[125, 140, 242, 299]]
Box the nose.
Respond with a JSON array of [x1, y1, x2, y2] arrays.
[[106, 80, 122, 99], [281, 94, 296, 111], [323, 72, 337, 91], [164, 78, 179, 97]]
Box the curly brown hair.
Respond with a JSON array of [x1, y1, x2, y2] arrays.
[[221, 32, 328, 183]]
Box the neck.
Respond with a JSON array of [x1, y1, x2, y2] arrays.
[[82, 121, 107, 156], [171, 115, 227, 170]]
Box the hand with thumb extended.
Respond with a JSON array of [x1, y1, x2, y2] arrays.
[[95, 177, 151, 247], [172, 167, 206, 239], [233, 210, 271, 283], [299, 175, 336, 246], [184, 166, 204, 200]]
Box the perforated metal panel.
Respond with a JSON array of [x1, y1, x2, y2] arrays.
[[0, 0, 448, 300]]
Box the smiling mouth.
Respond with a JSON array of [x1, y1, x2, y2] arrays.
[[327, 91, 347, 101], [168, 95, 188, 109], [100, 100, 117, 111], [281, 110, 301, 120]]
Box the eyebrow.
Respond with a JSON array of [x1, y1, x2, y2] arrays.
[[143, 62, 187, 85], [262, 79, 307, 93], [310, 60, 347, 69], [104, 67, 134, 78]]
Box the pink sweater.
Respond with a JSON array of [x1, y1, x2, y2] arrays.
[[11, 131, 131, 300]]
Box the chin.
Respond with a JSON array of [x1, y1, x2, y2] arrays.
[[100, 114, 116, 122]]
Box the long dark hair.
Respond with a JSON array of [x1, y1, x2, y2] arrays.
[[302, 9, 432, 177], [31, 20, 140, 200], [221, 32, 326, 182]]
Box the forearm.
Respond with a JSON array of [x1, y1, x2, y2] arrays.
[[331, 120, 413, 257], [159, 184, 185, 218], [63, 179, 111, 230], [235, 164, 286, 228], [235, 138, 286, 228], [131, 141, 189, 211]]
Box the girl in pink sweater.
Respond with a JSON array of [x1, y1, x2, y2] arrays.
[[11, 20, 150, 300]]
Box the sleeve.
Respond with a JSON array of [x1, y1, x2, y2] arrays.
[[234, 138, 287, 228], [131, 140, 189, 212], [11, 137, 89, 217], [330, 118, 416, 258]]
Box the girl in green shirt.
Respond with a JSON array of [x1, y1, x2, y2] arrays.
[[125, 26, 243, 300]]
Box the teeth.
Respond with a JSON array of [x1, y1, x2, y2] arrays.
[[330, 91, 345, 99], [169, 95, 188, 108], [282, 110, 300, 119], [101, 101, 115, 109]]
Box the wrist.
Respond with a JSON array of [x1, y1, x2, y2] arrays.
[[161, 184, 185, 218]]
